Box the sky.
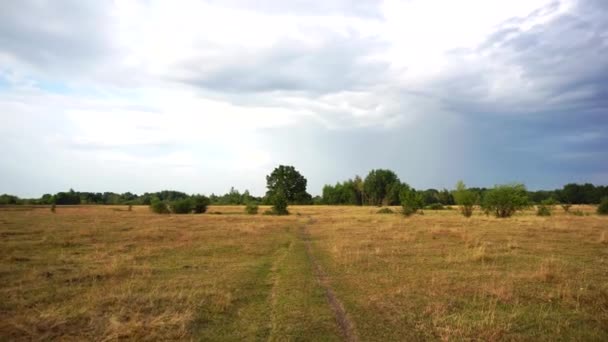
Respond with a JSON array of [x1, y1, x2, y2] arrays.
[[1, 0, 607, 198]]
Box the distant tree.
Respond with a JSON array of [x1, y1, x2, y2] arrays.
[[598, 197, 608, 215], [0, 194, 20, 205], [436, 189, 455, 205], [400, 184, 424, 216], [266, 165, 311, 204], [191, 195, 210, 213], [363, 169, 401, 206], [482, 183, 530, 218], [55, 189, 81, 205], [150, 199, 170, 214], [171, 198, 193, 214], [453, 181, 477, 217]]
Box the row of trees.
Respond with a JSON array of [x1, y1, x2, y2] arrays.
[[1, 168, 607, 209]]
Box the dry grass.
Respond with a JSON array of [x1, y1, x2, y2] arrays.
[[1, 205, 607, 340]]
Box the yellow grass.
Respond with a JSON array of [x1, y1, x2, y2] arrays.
[[1, 205, 607, 340]]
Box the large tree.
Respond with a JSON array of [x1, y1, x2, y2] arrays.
[[266, 165, 312, 204], [363, 169, 401, 206]]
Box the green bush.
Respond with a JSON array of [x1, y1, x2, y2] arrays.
[[426, 203, 445, 210], [597, 197, 608, 215], [377, 207, 394, 214], [245, 202, 259, 215], [561, 204, 572, 212], [150, 200, 170, 214], [192, 195, 209, 214], [271, 191, 289, 215], [453, 181, 477, 218], [171, 198, 193, 214], [536, 205, 551, 216], [400, 185, 424, 217], [572, 210, 584, 216], [482, 183, 529, 218]]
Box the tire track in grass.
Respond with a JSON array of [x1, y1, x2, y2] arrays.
[[299, 219, 359, 342], [268, 235, 293, 341]]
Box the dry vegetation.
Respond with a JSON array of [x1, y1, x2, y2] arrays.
[[1, 205, 607, 340]]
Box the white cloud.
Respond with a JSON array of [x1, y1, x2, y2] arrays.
[[1, 0, 607, 196]]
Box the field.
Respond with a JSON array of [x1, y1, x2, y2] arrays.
[[1, 205, 607, 341]]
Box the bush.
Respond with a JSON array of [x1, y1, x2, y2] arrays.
[[598, 197, 608, 215], [572, 210, 584, 216], [482, 183, 529, 218], [245, 202, 259, 215], [453, 181, 477, 218], [171, 198, 193, 214], [426, 203, 445, 210], [561, 204, 572, 212], [191, 195, 209, 214], [536, 205, 551, 216], [150, 200, 170, 214], [400, 185, 424, 217], [271, 191, 289, 215], [377, 207, 394, 214]]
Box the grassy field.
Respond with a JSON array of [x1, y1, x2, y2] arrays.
[[1, 205, 607, 341]]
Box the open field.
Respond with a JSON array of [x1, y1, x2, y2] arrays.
[[1, 205, 607, 341]]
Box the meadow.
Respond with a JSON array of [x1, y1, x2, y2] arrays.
[[1, 205, 607, 341]]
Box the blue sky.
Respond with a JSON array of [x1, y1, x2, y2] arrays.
[[1, 0, 607, 197]]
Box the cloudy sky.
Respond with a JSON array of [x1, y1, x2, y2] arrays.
[[1, 0, 607, 197]]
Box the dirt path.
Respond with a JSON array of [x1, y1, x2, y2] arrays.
[[299, 221, 359, 342]]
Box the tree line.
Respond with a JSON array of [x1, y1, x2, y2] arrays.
[[1, 167, 607, 208]]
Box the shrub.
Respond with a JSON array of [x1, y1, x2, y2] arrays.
[[245, 202, 259, 215], [377, 207, 394, 214], [561, 204, 572, 213], [597, 197, 608, 215], [171, 198, 193, 214], [150, 200, 170, 214], [572, 210, 584, 216], [481, 183, 529, 218], [453, 181, 477, 218], [400, 185, 424, 217], [426, 203, 445, 210], [271, 191, 289, 215], [191, 195, 210, 214], [536, 205, 551, 216]]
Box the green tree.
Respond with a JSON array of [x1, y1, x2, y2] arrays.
[[270, 190, 289, 215], [453, 181, 477, 217], [400, 184, 424, 216], [598, 197, 608, 215], [482, 183, 530, 218], [363, 169, 401, 206], [150, 199, 170, 214], [266, 165, 311, 204], [191, 195, 210, 213], [171, 198, 193, 214]]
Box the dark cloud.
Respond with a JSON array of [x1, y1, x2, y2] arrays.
[[175, 34, 389, 94], [0, 1, 114, 73]]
